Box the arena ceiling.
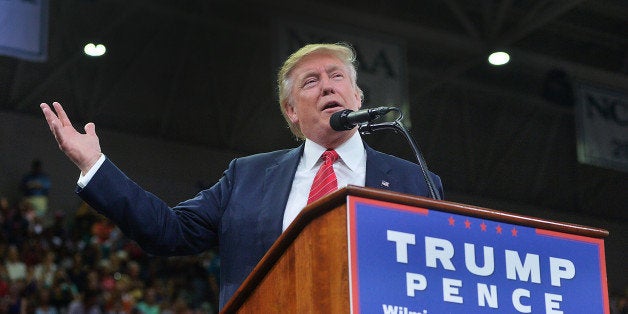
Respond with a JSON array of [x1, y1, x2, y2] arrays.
[[1, 0, 627, 219]]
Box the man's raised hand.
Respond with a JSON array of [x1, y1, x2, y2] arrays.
[[40, 102, 102, 174]]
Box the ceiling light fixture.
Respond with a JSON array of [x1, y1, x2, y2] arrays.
[[488, 51, 510, 66], [84, 43, 106, 57]]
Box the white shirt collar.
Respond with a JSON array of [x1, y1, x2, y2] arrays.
[[303, 131, 365, 171]]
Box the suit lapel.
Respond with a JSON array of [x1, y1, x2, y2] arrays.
[[257, 145, 303, 251], [365, 144, 396, 191]]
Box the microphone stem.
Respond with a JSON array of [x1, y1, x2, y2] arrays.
[[359, 121, 442, 200]]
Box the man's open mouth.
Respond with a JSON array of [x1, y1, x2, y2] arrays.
[[322, 101, 342, 111]]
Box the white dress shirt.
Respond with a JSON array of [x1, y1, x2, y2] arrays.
[[77, 154, 106, 188], [282, 131, 366, 230]]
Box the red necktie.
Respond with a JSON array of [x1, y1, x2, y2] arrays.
[[307, 149, 339, 204]]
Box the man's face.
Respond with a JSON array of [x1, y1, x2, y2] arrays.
[[284, 52, 362, 148]]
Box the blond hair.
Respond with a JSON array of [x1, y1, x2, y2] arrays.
[[277, 43, 363, 139]]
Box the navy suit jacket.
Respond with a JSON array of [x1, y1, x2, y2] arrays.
[[77, 143, 442, 308]]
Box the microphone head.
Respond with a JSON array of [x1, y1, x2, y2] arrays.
[[330, 109, 354, 131]]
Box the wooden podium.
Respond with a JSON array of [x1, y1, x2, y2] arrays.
[[221, 186, 609, 313]]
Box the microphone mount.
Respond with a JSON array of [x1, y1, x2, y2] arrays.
[[358, 108, 442, 200]]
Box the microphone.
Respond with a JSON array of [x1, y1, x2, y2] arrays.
[[330, 107, 395, 131]]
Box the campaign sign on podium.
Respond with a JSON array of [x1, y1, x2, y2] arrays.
[[347, 196, 609, 314]]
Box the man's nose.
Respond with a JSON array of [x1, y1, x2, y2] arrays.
[[321, 76, 335, 95]]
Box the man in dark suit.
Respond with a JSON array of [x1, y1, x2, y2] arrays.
[[41, 43, 442, 309]]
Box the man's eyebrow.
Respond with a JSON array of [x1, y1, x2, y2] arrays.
[[325, 64, 343, 73], [299, 70, 319, 78]]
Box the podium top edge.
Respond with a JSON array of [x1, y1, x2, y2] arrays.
[[330, 186, 609, 239]]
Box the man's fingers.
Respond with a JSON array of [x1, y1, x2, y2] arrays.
[[40, 103, 59, 132], [50, 119, 64, 143], [41, 102, 53, 120], [41, 104, 66, 143], [52, 102, 72, 127], [40, 102, 50, 112], [84, 122, 96, 136]]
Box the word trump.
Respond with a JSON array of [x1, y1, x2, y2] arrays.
[[387, 230, 576, 313]]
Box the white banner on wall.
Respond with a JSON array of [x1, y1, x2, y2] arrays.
[[575, 83, 628, 172], [0, 0, 49, 62], [273, 17, 409, 124]]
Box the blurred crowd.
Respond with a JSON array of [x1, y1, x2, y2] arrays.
[[1, 160, 220, 314]]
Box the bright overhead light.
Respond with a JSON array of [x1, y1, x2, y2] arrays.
[[84, 43, 106, 57], [488, 51, 510, 66]]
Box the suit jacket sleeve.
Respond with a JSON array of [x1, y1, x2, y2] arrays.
[[77, 157, 231, 256]]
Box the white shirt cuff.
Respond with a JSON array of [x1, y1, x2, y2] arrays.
[[77, 154, 106, 188]]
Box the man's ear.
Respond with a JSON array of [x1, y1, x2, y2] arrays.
[[284, 102, 299, 124], [355, 89, 363, 110]]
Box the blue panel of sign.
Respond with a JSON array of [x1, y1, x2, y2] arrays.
[[347, 197, 608, 314]]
